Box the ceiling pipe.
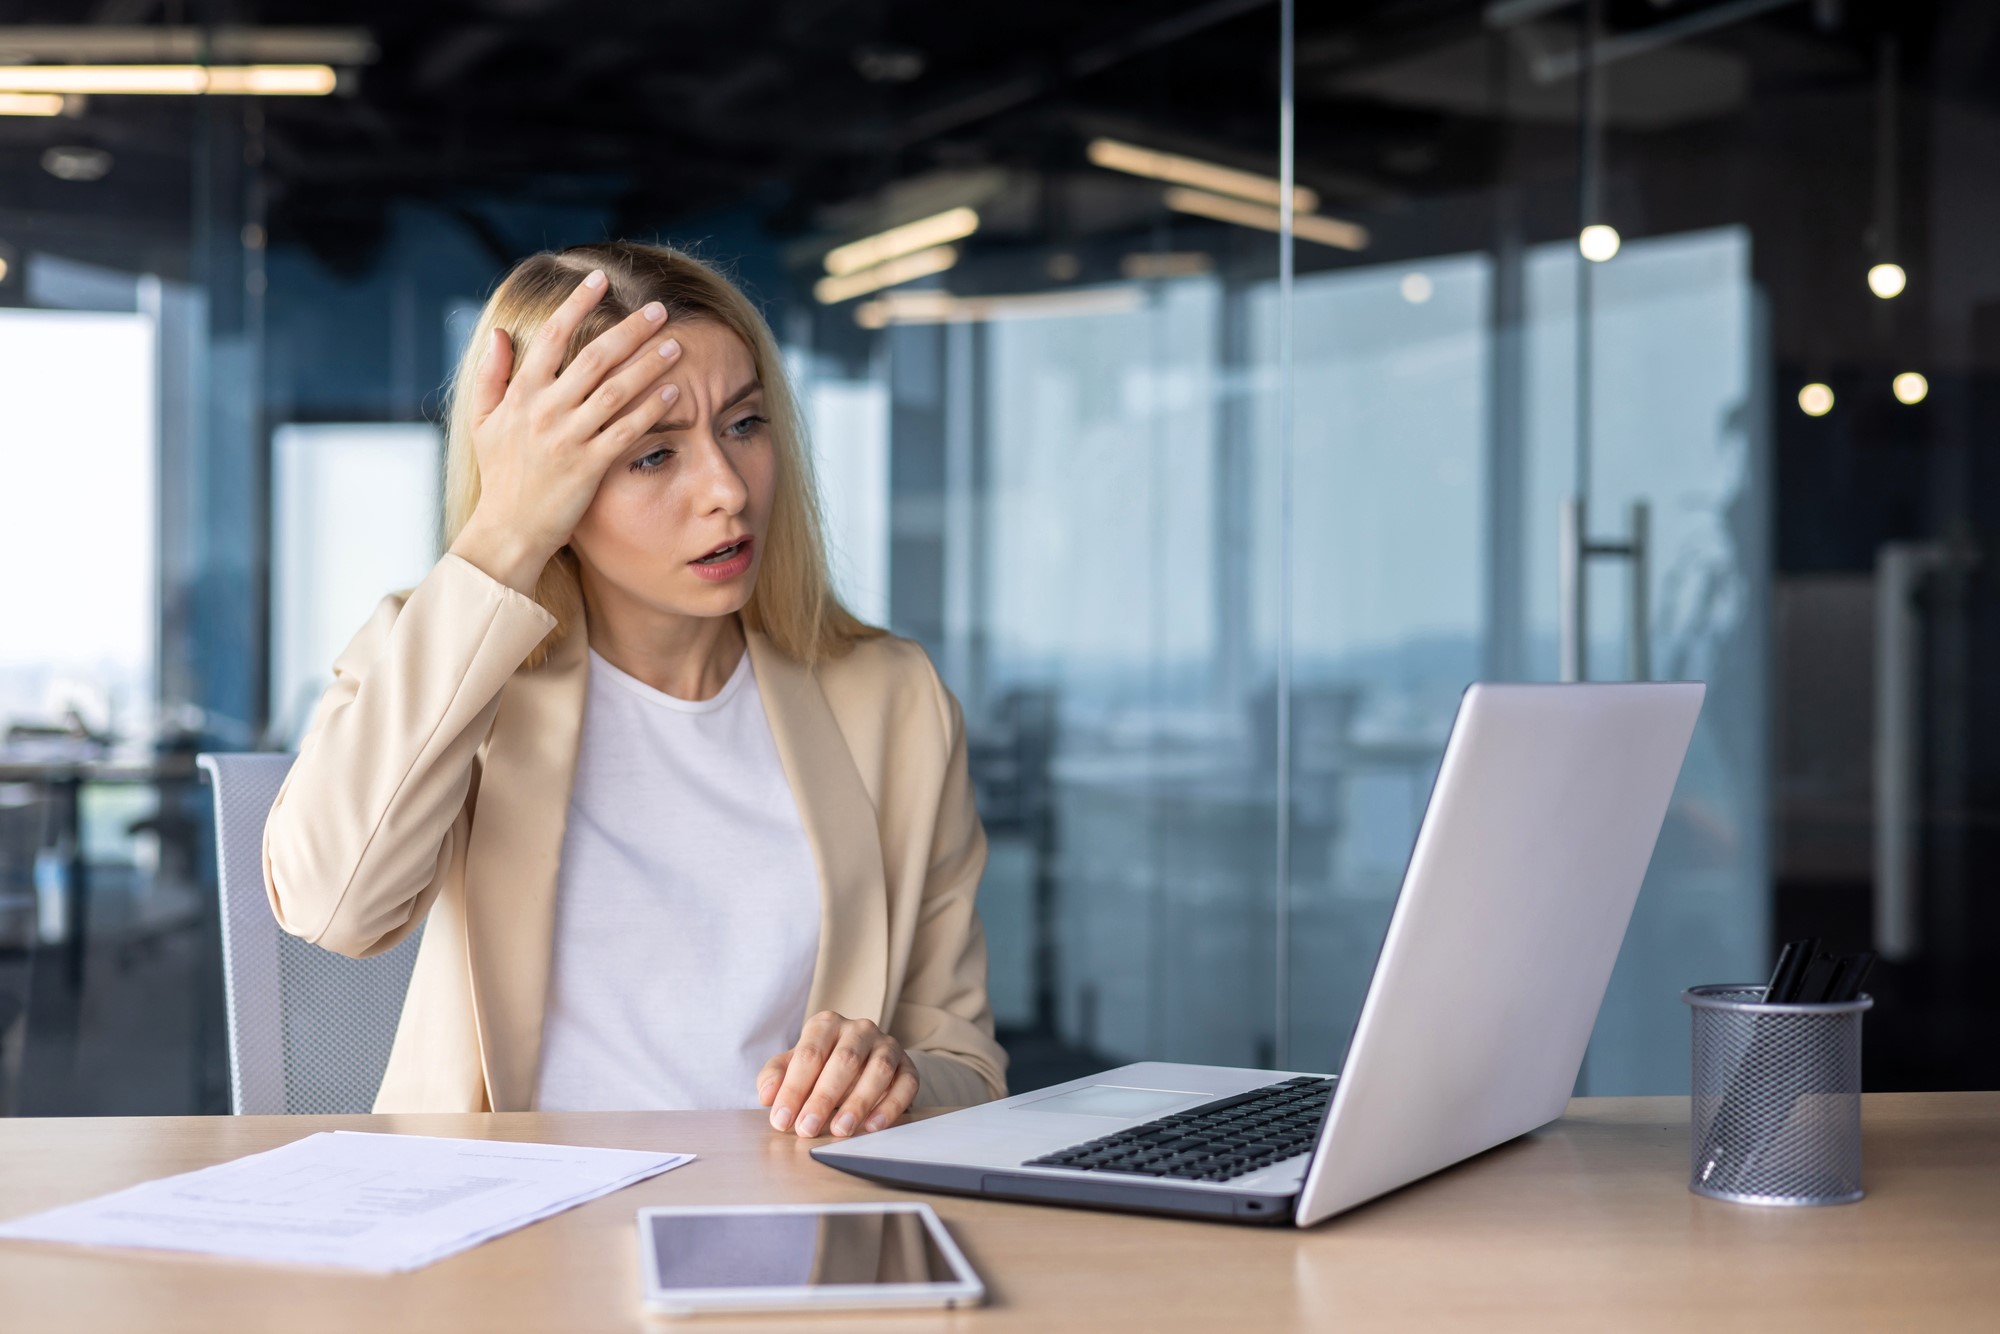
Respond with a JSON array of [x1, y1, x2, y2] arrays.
[[0, 27, 377, 66], [1506, 0, 1803, 83]]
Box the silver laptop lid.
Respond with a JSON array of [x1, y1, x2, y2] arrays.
[[1297, 682, 1703, 1226]]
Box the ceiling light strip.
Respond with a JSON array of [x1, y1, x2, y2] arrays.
[[823, 208, 979, 277], [0, 92, 65, 116], [0, 65, 337, 95], [813, 245, 960, 304], [1162, 187, 1369, 252], [1088, 137, 1319, 213], [856, 287, 1143, 328]]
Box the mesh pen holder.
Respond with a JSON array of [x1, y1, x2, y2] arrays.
[[1683, 984, 1873, 1206]]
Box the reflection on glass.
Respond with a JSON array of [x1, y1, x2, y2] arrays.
[[646, 1210, 957, 1289], [1254, 255, 1492, 1071], [1263, 223, 1768, 1092], [975, 276, 1280, 1070], [1523, 227, 1768, 1092]]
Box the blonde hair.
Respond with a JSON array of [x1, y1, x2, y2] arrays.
[[441, 241, 881, 669]]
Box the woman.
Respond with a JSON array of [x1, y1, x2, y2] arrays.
[[262, 242, 1007, 1138]]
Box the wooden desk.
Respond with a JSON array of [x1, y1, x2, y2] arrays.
[[2, 1094, 1996, 1332]]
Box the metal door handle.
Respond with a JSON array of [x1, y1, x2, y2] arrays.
[[1559, 496, 1650, 683]]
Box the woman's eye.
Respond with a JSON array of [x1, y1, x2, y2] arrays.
[[726, 414, 768, 439], [629, 447, 673, 473]]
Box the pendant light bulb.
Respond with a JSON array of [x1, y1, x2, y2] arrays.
[[1868, 263, 1907, 299]]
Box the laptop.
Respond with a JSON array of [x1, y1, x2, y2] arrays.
[[814, 682, 1705, 1226]]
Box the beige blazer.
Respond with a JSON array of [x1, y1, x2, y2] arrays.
[[261, 552, 1008, 1114]]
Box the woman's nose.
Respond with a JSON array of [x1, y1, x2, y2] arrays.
[[695, 437, 750, 514]]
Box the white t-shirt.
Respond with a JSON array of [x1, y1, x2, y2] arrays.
[[532, 645, 822, 1111]]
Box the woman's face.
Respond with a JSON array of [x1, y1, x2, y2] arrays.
[[568, 318, 775, 623]]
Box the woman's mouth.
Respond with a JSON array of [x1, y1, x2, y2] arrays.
[[689, 536, 754, 581]]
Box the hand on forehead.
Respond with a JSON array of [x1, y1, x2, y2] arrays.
[[652, 318, 758, 424]]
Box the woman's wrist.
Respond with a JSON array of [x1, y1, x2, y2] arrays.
[[448, 516, 554, 599]]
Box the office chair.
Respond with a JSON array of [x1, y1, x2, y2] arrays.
[[197, 753, 423, 1114]]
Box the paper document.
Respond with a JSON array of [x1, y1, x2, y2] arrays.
[[0, 1131, 692, 1272]]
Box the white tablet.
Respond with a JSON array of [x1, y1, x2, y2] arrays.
[[636, 1202, 985, 1317]]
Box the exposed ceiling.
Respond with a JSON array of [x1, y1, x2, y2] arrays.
[[0, 0, 1980, 285]]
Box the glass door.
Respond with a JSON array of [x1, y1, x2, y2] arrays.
[[1282, 4, 1773, 1092], [1524, 225, 1770, 1093]]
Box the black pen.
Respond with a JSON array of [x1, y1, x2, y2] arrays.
[[1771, 936, 1820, 1004], [1698, 940, 1796, 1187], [1835, 951, 1876, 1003], [1699, 937, 1823, 1192], [1767, 936, 1813, 1002], [1764, 940, 1801, 1004], [1794, 951, 1836, 1005]]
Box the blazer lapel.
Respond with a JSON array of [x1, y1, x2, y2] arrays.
[[463, 617, 588, 1112], [747, 630, 890, 1027]]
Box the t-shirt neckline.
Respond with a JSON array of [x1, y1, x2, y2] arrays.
[[587, 644, 752, 715]]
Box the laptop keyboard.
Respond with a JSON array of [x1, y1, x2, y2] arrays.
[[1022, 1076, 1334, 1183]]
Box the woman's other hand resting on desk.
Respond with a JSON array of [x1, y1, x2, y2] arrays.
[[759, 1011, 919, 1139], [449, 267, 686, 596]]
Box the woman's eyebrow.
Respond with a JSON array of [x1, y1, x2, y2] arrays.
[[718, 378, 762, 412], [654, 379, 764, 433]]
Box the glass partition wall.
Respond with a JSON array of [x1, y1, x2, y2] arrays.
[[1272, 0, 2000, 1096], [817, 0, 1995, 1094], [806, 1, 1783, 1092], [788, 8, 1290, 1083], [7, 1, 1998, 1112], [1282, 5, 1780, 1090]]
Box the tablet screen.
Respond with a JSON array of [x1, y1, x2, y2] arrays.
[[645, 1208, 962, 1291]]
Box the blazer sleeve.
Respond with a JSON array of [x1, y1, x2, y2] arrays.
[[262, 553, 557, 959], [894, 658, 1011, 1108]]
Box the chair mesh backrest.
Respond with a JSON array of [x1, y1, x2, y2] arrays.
[[198, 753, 423, 1115]]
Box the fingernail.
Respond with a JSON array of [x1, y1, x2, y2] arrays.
[[797, 1112, 822, 1137], [658, 338, 680, 358], [642, 301, 665, 322], [660, 383, 679, 403], [770, 1106, 793, 1132], [864, 1114, 888, 1133], [584, 269, 605, 289], [831, 1113, 856, 1137]]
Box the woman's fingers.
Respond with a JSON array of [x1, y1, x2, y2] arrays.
[[793, 1026, 874, 1138], [594, 382, 679, 464], [765, 1014, 914, 1139], [469, 327, 514, 420], [514, 267, 608, 387], [829, 1047, 909, 1138], [862, 1061, 920, 1135], [755, 1052, 789, 1108], [547, 298, 670, 415], [768, 1011, 843, 1134], [580, 330, 684, 444]]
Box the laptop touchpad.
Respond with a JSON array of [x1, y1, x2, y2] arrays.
[[1014, 1086, 1199, 1118]]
